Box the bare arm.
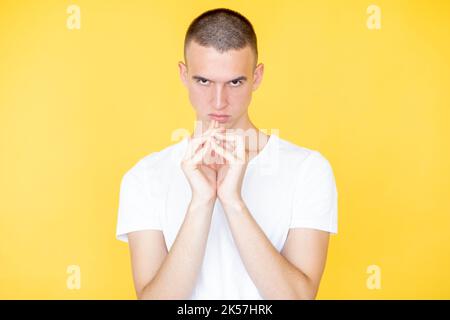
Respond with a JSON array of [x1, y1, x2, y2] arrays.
[[128, 120, 222, 299], [128, 198, 215, 299], [222, 200, 330, 300]]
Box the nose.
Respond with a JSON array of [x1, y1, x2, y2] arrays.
[[212, 84, 228, 110]]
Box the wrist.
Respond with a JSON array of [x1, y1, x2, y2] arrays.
[[191, 195, 216, 207], [219, 196, 245, 211]]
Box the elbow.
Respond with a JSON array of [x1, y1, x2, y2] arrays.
[[137, 290, 146, 300], [291, 288, 317, 300], [292, 277, 319, 300], [297, 290, 317, 300], [138, 289, 156, 300], [137, 291, 146, 300], [137, 282, 192, 300], [137, 282, 153, 300]]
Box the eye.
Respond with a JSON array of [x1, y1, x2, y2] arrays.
[[196, 79, 210, 86], [229, 79, 243, 87]]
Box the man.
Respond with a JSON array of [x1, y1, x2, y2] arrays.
[[116, 8, 338, 300]]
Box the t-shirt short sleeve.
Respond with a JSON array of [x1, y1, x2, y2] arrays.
[[116, 167, 163, 243], [290, 150, 338, 234]]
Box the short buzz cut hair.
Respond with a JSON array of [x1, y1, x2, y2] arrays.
[[184, 8, 258, 66]]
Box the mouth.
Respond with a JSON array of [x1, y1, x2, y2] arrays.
[[208, 114, 231, 123]]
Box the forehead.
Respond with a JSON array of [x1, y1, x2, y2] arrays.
[[185, 42, 254, 80]]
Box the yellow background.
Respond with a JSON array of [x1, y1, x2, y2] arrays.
[[1, 0, 449, 299]]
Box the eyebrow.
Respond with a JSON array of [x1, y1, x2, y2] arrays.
[[192, 75, 247, 83]]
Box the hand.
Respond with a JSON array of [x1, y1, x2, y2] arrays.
[[180, 120, 224, 204], [210, 132, 248, 205]]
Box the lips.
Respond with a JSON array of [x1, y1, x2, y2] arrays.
[[208, 114, 231, 123]]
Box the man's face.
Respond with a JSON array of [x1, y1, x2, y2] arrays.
[[179, 41, 264, 130]]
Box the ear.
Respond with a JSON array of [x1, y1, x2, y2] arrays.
[[178, 61, 188, 87], [252, 63, 264, 91]]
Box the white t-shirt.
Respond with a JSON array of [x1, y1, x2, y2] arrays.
[[116, 133, 338, 299]]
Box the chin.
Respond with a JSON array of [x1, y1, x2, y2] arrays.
[[221, 122, 235, 130], [206, 118, 232, 127]]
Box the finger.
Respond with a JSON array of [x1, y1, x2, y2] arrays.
[[216, 138, 226, 165], [223, 140, 234, 150], [212, 133, 244, 151], [193, 125, 223, 141], [212, 132, 240, 142], [188, 131, 230, 162], [209, 119, 216, 130], [192, 120, 216, 139], [188, 134, 210, 151], [184, 134, 212, 162], [206, 119, 226, 136], [218, 135, 245, 161], [204, 126, 224, 138], [191, 125, 222, 144], [190, 140, 211, 165], [213, 137, 237, 152], [210, 140, 244, 164], [213, 137, 234, 151]]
